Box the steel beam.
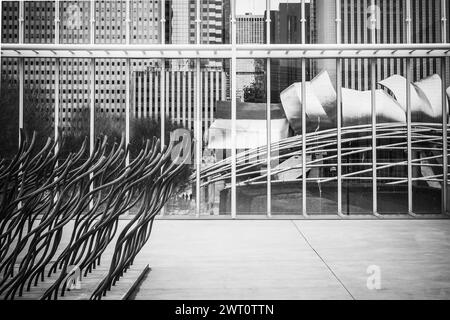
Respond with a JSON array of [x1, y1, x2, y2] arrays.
[[370, 0, 378, 217], [336, 0, 344, 217], [231, 0, 237, 219], [18, 1, 24, 143], [125, 0, 130, 167], [266, 0, 271, 217], [3, 44, 450, 59], [195, 0, 201, 217]]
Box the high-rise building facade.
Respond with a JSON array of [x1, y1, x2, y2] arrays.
[[236, 13, 264, 44], [132, 68, 227, 131], [1, 0, 228, 133], [315, 0, 448, 89]]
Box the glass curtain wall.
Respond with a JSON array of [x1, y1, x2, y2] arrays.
[[1, 0, 449, 217], [23, 58, 55, 151], [269, 58, 303, 215], [199, 58, 231, 216], [410, 57, 444, 214], [0, 58, 20, 161]]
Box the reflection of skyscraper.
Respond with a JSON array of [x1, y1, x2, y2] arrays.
[[1, 0, 228, 132], [235, 13, 265, 101], [315, 0, 447, 89], [266, 2, 314, 102], [265, 0, 447, 94], [1, 1, 163, 133], [166, 0, 224, 69], [236, 13, 264, 44]]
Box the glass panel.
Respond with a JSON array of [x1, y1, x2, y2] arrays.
[[411, 0, 442, 44], [130, 59, 162, 160], [200, 58, 231, 216], [60, 1, 91, 44], [376, 57, 408, 214], [306, 59, 338, 215], [148, 59, 195, 216], [447, 58, 450, 215], [269, 0, 318, 45], [23, 58, 55, 151], [445, 59, 450, 212], [1, 1, 19, 44], [166, 0, 196, 44], [236, 0, 265, 44], [269, 58, 303, 215], [213, 0, 231, 44], [235, 58, 267, 215], [58, 58, 90, 160], [58, 58, 91, 210], [0, 58, 19, 160], [130, 0, 160, 44], [94, 58, 126, 142], [340, 0, 405, 44], [341, 58, 372, 215], [95, 0, 126, 44], [24, 1, 54, 44], [410, 57, 443, 214]]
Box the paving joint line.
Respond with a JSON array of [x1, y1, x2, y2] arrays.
[[290, 220, 356, 300]]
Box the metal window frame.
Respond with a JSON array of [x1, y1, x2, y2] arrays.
[[266, 0, 271, 217]]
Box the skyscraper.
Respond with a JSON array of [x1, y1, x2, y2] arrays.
[[236, 13, 265, 44], [1, 0, 228, 133], [315, 0, 447, 89]]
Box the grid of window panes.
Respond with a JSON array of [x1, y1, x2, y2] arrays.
[[1, 0, 449, 217]]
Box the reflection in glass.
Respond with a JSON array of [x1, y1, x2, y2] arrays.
[[306, 60, 338, 215], [234, 59, 267, 215], [199, 59, 231, 216], [270, 58, 303, 215], [94, 0, 126, 44], [0, 58, 19, 161], [60, 1, 91, 44], [23, 58, 55, 152], [1, 1, 19, 44], [410, 58, 444, 214], [24, 1, 55, 44], [131, 0, 159, 44], [58, 58, 90, 161]]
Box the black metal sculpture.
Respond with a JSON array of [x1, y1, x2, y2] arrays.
[[0, 130, 190, 300]]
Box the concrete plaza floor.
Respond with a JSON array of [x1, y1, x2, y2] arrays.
[[132, 219, 450, 300]]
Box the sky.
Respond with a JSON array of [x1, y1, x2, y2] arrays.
[[236, 0, 307, 15]]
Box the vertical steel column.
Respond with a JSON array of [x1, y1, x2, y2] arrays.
[[301, 1, 307, 217], [442, 0, 448, 43], [406, 0, 414, 216], [336, 0, 343, 217], [160, 0, 166, 216], [266, 0, 271, 217], [54, 0, 60, 152], [441, 0, 448, 214], [370, 0, 378, 216], [89, 0, 95, 210], [301, 58, 307, 217], [442, 58, 448, 214], [231, 0, 237, 219], [90, 0, 95, 156], [160, 0, 166, 150], [18, 0, 24, 142], [301, 0, 306, 44], [125, 0, 130, 166], [195, 0, 201, 217]]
